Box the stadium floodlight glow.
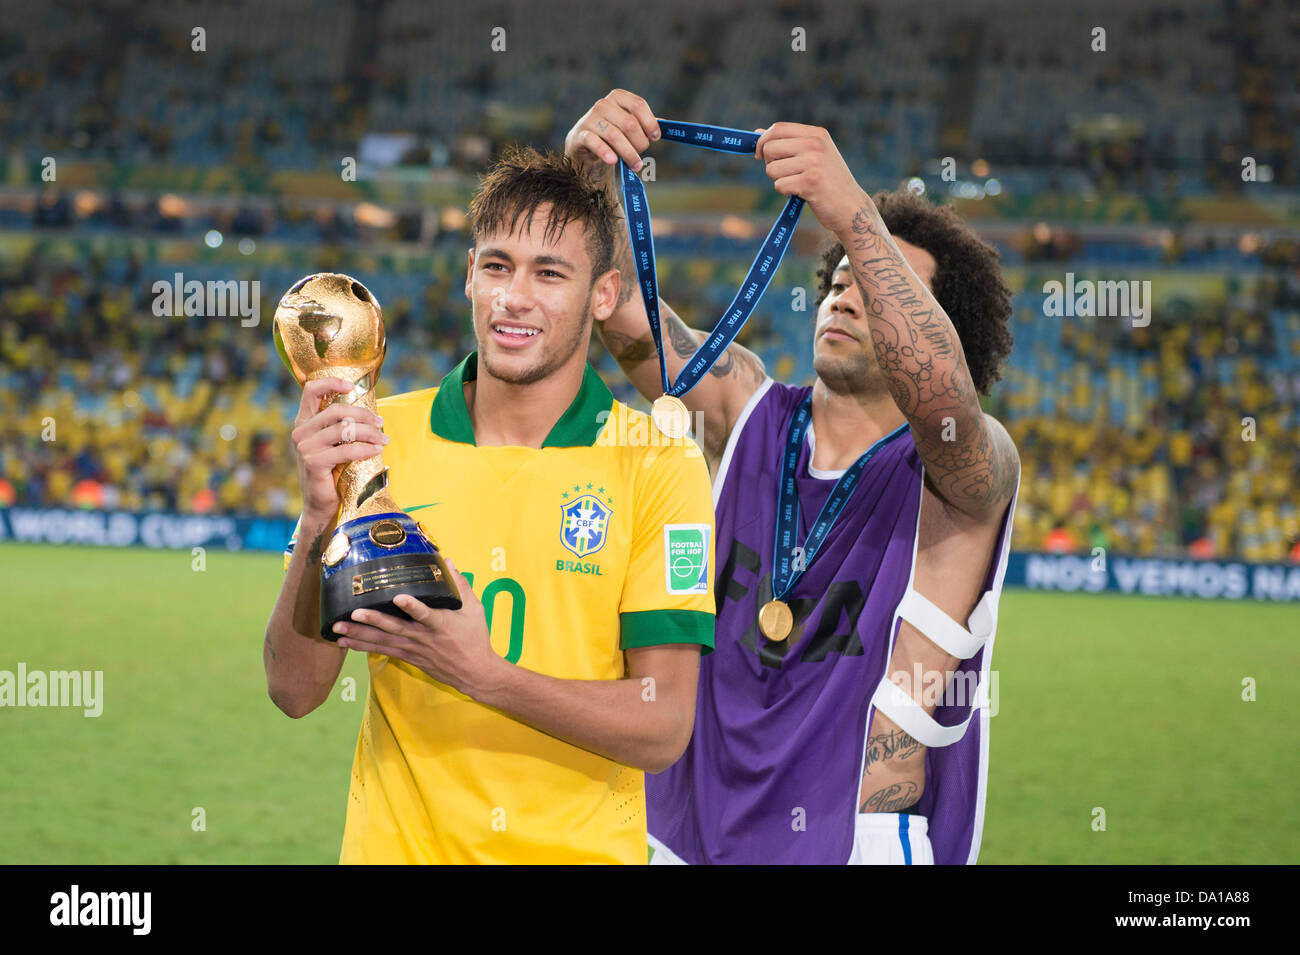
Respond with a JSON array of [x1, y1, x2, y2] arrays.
[[74, 191, 101, 217], [238, 238, 256, 255], [719, 214, 757, 240], [158, 194, 188, 217], [986, 178, 1002, 196], [906, 177, 925, 196], [204, 230, 223, 248], [354, 202, 397, 228]]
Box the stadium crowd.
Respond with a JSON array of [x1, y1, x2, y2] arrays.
[[2, 0, 1296, 193], [1000, 269, 1300, 562], [2, 0, 1297, 562], [2, 243, 1297, 563]]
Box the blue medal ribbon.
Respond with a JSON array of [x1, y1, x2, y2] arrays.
[[771, 395, 910, 601], [619, 120, 805, 399]]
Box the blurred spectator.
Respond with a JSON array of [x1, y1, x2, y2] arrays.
[[3, 242, 1295, 561]]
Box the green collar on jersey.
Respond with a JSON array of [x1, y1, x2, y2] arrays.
[[429, 352, 614, 448]]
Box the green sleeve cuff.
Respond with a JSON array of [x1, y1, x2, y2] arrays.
[[620, 609, 715, 655]]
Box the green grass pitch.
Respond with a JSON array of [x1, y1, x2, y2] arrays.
[[0, 541, 1295, 864]]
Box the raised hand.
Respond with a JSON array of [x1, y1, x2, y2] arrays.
[[565, 88, 662, 176], [754, 122, 866, 237]]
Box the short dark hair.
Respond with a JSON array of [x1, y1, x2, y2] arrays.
[[815, 190, 1013, 395], [469, 145, 617, 282]]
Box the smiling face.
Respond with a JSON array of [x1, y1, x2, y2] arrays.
[[466, 202, 618, 386], [813, 240, 938, 394]]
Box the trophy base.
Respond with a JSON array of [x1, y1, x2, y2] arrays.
[[319, 512, 462, 641]]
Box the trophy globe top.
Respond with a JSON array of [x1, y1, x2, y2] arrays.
[[273, 273, 386, 386]]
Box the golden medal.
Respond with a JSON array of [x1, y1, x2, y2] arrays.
[[758, 599, 794, 642], [652, 394, 691, 439]]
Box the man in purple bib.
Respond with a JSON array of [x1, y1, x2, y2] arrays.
[[567, 91, 1019, 864]]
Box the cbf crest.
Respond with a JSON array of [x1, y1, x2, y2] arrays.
[[560, 493, 612, 559]]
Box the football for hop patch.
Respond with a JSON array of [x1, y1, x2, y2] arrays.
[[664, 524, 710, 595]]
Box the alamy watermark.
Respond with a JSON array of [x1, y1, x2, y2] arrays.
[[0, 663, 103, 717], [1042, 273, 1151, 327], [594, 408, 704, 457], [50, 885, 150, 935], [152, 272, 261, 327], [887, 663, 998, 716]]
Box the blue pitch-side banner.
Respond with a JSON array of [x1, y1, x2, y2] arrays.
[[1005, 552, 1300, 602], [0, 507, 295, 554], [3, 508, 1299, 602]]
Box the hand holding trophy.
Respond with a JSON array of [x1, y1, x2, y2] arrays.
[[274, 273, 461, 639]]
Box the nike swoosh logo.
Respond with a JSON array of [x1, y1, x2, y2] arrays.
[[402, 503, 439, 513]]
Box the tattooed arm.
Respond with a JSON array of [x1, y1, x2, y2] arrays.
[[858, 718, 926, 812], [840, 204, 1018, 516], [755, 123, 1018, 518], [565, 90, 768, 466]]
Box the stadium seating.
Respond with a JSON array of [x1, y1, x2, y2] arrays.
[[3, 238, 1297, 561], [4, 0, 1296, 191], [2, 0, 1298, 562]]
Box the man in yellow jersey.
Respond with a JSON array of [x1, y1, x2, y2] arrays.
[[262, 146, 716, 864]]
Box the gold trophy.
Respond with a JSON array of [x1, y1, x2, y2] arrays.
[[274, 273, 460, 638]]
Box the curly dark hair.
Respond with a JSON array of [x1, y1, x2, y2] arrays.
[[814, 190, 1013, 394]]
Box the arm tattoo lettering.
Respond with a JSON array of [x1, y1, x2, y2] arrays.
[[863, 728, 923, 775], [859, 781, 920, 813], [847, 207, 1015, 513]]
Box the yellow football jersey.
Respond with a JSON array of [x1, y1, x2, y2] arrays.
[[284, 353, 715, 864]]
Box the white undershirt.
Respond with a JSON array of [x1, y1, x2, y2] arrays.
[[804, 420, 848, 481]]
